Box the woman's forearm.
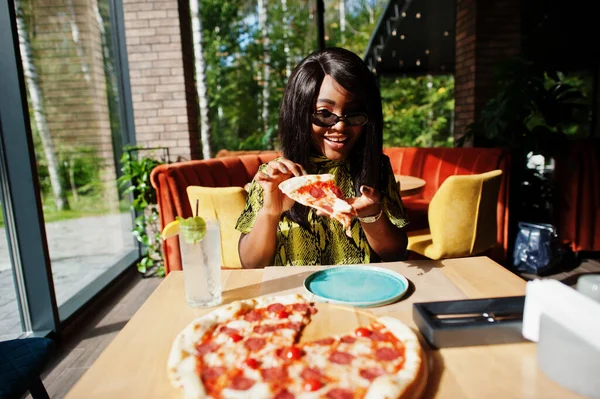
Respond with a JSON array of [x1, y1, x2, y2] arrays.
[[360, 214, 408, 262], [238, 209, 281, 269]]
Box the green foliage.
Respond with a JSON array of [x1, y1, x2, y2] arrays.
[[34, 142, 105, 199], [465, 57, 592, 223], [381, 75, 454, 147], [325, 0, 387, 55], [117, 146, 165, 277], [196, 0, 453, 153], [59, 147, 104, 196], [465, 57, 590, 155]]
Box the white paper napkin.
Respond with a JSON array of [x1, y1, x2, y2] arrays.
[[522, 279, 600, 351]]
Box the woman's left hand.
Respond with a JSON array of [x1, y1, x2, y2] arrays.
[[346, 185, 382, 219]]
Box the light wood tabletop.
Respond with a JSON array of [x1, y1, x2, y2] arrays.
[[65, 257, 585, 399], [395, 175, 426, 197]]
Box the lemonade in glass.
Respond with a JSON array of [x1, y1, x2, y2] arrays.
[[164, 216, 222, 307]]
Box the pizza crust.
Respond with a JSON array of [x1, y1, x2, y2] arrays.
[[364, 316, 424, 399], [167, 300, 243, 397]]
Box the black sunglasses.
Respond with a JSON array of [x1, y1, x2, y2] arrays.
[[311, 110, 369, 127]]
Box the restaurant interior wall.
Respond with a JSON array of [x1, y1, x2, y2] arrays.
[[122, 0, 201, 161], [454, 0, 522, 145]]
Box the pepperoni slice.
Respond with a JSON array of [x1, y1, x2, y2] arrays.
[[253, 324, 278, 334], [244, 337, 266, 351], [267, 303, 285, 313], [254, 321, 301, 333], [244, 310, 262, 322], [201, 366, 225, 381], [274, 389, 295, 399], [331, 186, 344, 199], [368, 330, 389, 341], [196, 341, 218, 355], [314, 337, 336, 345], [340, 335, 356, 344], [309, 186, 326, 199], [285, 321, 302, 331], [360, 367, 385, 381], [301, 367, 324, 381], [261, 367, 288, 382], [218, 326, 239, 335], [375, 347, 402, 361], [329, 351, 354, 365], [230, 375, 255, 390], [326, 388, 354, 399]]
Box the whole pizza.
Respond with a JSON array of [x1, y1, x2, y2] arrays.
[[168, 294, 425, 399]]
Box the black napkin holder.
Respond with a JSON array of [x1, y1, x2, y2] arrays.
[[412, 296, 528, 348]]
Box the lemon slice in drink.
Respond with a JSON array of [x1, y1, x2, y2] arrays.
[[161, 219, 180, 240], [161, 217, 207, 244]]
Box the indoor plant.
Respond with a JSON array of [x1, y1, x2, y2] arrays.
[[117, 146, 166, 277]]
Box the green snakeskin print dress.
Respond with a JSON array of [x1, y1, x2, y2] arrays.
[[235, 155, 409, 266]]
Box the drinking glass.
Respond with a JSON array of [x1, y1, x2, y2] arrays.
[[178, 218, 222, 307]]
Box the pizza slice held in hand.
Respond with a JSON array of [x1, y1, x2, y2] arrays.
[[279, 174, 357, 237]]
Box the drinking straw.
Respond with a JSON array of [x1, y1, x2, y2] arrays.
[[195, 199, 199, 217]]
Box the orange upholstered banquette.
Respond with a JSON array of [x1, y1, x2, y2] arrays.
[[150, 147, 512, 273]]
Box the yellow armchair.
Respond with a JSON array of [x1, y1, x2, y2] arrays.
[[186, 186, 247, 268], [407, 170, 503, 260]]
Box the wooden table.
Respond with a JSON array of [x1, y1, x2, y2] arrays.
[[396, 175, 426, 197], [65, 257, 585, 398]]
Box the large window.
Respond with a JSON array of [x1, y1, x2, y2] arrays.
[[0, 205, 22, 338], [0, 0, 136, 335]]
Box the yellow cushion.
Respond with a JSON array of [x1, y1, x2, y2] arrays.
[[186, 186, 247, 268], [408, 170, 502, 260]]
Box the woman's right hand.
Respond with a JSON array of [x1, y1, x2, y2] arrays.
[[255, 158, 307, 216]]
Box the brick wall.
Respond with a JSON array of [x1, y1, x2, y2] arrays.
[[454, 0, 521, 145], [34, 0, 119, 210], [454, 0, 476, 144], [123, 0, 200, 161]]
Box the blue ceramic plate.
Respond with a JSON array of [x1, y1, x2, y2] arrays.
[[303, 266, 409, 307]]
